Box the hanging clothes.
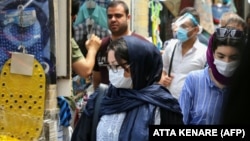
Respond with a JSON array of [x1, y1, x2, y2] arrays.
[[149, 0, 163, 49], [211, 0, 237, 25], [194, 0, 215, 35], [73, 21, 110, 56], [162, 0, 181, 17], [0, 0, 50, 73], [80, 0, 111, 8], [179, 0, 194, 13], [74, 1, 108, 29], [57, 96, 72, 127]]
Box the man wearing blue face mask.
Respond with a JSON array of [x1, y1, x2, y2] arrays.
[[159, 7, 207, 100]]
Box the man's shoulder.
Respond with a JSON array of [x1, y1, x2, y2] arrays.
[[100, 33, 147, 48], [101, 36, 111, 45], [195, 39, 208, 48], [162, 39, 179, 50], [131, 33, 149, 41], [131, 33, 144, 38], [99, 36, 111, 51], [164, 38, 179, 44]]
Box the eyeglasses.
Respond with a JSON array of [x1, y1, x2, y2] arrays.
[[107, 62, 129, 73], [215, 27, 244, 40]]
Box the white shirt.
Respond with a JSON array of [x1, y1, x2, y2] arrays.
[[96, 108, 160, 141], [162, 38, 207, 99]]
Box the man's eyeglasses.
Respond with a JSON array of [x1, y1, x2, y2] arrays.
[[216, 27, 244, 40], [107, 62, 129, 73]]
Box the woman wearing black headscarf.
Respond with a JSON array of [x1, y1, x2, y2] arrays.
[[71, 36, 183, 141]]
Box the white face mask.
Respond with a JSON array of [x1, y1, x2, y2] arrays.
[[109, 68, 132, 88], [214, 59, 239, 77]]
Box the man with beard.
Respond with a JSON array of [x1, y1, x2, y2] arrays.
[[92, 0, 146, 89]]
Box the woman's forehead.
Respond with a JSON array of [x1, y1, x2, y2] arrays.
[[215, 45, 240, 55]]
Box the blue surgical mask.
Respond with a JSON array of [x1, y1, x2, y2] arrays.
[[109, 68, 132, 88], [176, 27, 189, 42]]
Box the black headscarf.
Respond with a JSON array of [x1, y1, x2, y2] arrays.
[[123, 36, 163, 90]]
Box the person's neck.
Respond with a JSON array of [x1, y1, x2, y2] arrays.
[[111, 31, 132, 40], [181, 37, 196, 55], [209, 68, 226, 89]]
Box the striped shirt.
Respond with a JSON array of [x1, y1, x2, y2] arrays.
[[179, 67, 229, 125]]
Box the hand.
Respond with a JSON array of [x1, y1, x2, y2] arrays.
[[85, 34, 102, 51], [160, 74, 173, 87]]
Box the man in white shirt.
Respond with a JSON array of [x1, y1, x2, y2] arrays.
[[159, 7, 207, 99]]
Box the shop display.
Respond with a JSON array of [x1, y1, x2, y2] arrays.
[[0, 0, 52, 77], [193, 0, 214, 35], [0, 0, 52, 141], [163, 0, 181, 17], [0, 57, 46, 141]]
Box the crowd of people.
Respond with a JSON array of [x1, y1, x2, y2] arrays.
[[69, 0, 250, 141]]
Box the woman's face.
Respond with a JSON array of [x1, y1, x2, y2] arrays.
[[213, 45, 240, 62], [107, 50, 131, 78]]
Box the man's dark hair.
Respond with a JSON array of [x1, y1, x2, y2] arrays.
[[71, 0, 80, 37], [107, 0, 129, 15], [72, 0, 80, 16]]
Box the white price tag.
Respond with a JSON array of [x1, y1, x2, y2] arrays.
[[10, 52, 35, 76]]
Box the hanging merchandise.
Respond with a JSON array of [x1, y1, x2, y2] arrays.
[[194, 0, 215, 35], [0, 0, 52, 141], [86, 17, 95, 39], [0, 0, 53, 82], [162, 0, 181, 18], [73, 0, 110, 56], [80, 0, 111, 8], [74, 0, 108, 28], [212, 0, 237, 25], [0, 52, 46, 141], [149, 0, 163, 50]]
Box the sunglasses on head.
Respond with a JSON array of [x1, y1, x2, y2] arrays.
[[215, 27, 244, 40]]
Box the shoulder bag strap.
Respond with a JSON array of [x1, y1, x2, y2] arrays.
[[168, 43, 178, 77]]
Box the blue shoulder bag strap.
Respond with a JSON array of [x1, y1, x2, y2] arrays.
[[91, 83, 109, 141]]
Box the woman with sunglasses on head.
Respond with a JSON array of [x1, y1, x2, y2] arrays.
[[178, 26, 246, 125], [221, 27, 250, 124], [71, 36, 183, 141]]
